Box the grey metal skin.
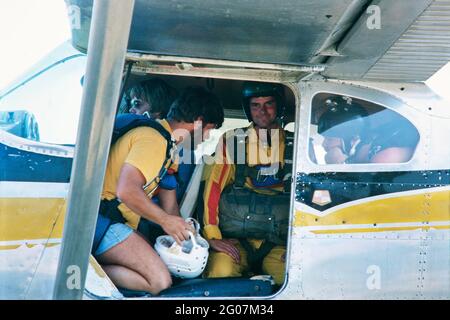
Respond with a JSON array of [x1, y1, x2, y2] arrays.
[[53, 0, 135, 300], [66, 0, 450, 83]]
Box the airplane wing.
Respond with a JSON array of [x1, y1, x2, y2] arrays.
[[67, 0, 450, 82], [323, 0, 450, 82]]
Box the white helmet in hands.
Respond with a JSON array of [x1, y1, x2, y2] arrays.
[[155, 218, 209, 279]]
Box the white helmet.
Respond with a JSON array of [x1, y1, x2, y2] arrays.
[[155, 218, 209, 279]]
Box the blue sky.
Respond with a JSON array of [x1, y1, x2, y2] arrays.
[[0, 0, 449, 100]]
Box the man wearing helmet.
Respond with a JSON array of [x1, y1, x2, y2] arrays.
[[202, 81, 291, 285], [317, 97, 369, 164], [317, 96, 418, 164]]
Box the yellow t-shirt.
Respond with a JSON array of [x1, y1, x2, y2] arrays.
[[101, 119, 174, 229]]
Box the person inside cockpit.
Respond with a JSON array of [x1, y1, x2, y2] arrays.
[[317, 97, 369, 164], [317, 96, 419, 164]]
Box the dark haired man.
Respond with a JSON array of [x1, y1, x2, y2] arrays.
[[94, 86, 223, 295], [126, 78, 178, 118]]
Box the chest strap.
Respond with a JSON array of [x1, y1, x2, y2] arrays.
[[233, 128, 293, 191]]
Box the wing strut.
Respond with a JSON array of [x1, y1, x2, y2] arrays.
[[53, 0, 135, 300]]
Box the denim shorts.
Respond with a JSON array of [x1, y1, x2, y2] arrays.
[[94, 223, 134, 256]]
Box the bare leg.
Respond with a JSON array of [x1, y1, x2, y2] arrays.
[[102, 265, 151, 292], [96, 232, 172, 295]]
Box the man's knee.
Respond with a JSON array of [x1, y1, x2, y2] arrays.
[[148, 268, 172, 294], [205, 252, 241, 278]]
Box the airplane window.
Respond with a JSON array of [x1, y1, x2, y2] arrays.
[[0, 54, 86, 145], [309, 93, 420, 165], [0, 110, 40, 141]]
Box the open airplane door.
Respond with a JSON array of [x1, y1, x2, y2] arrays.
[[283, 79, 450, 299]]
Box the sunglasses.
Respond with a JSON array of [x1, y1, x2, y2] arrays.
[[131, 98, 144, 109]]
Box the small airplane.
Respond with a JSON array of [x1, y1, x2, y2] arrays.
[[0, 0, 449, 300]]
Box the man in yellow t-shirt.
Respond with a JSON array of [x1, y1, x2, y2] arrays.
[[94, 86, 224, 295]]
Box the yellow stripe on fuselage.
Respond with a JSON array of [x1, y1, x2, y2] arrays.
[[294, 190, 450, 229], [0, 198, 66, 242]]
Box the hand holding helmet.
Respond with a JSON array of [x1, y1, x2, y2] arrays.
[[155, 218, 210, 279], [159, 214, 195, 245]]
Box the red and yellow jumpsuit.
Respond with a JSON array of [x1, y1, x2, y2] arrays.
[[202, 124, 287, 285]]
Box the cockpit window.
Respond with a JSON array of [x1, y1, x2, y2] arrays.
[[309, 93, 420, 165]]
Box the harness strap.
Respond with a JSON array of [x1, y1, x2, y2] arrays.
[[234, 165, 246, 188], [99, 198, 126, 223], [92, 198, 127, 254], [239, 239, 276, 275], [111, 114, 174, 159], [233, 129, 248, 188], [231, 127, 293, 191]]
